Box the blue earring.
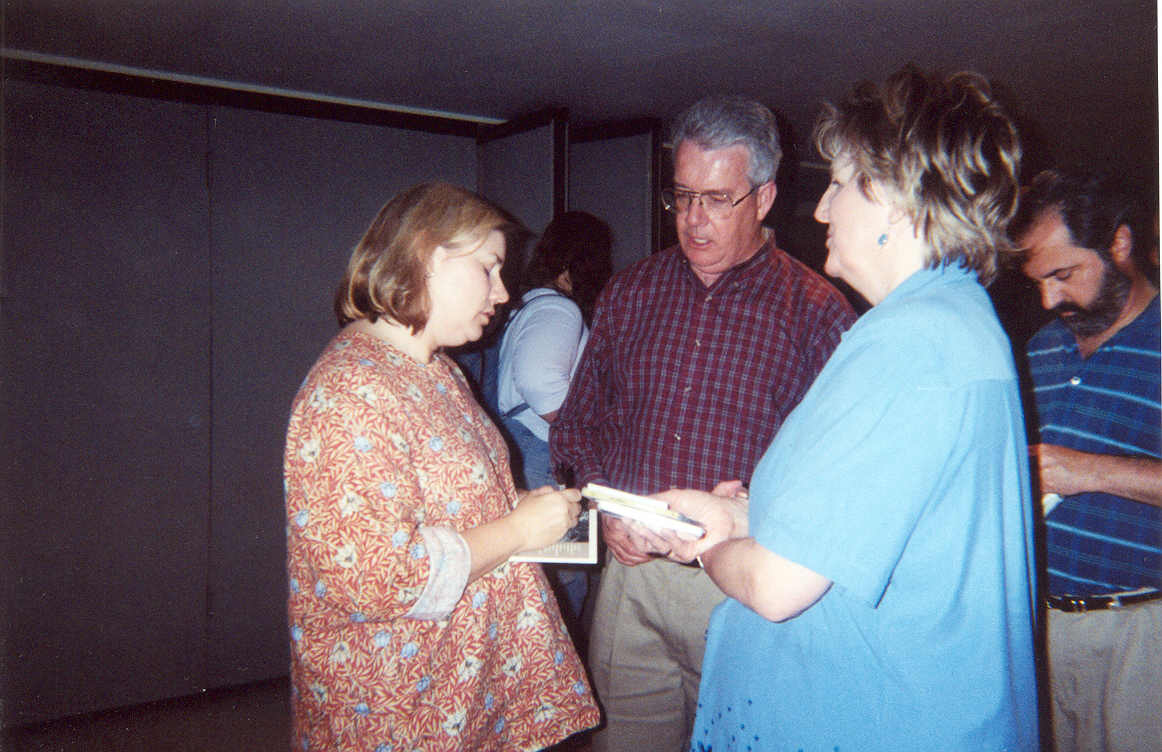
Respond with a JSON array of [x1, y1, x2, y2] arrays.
[[876, 232, 889, 246]]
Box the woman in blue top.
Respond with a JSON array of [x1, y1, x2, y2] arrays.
[[649, 65, 1040, 751]]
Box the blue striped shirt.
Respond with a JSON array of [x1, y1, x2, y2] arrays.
[[1027, 294, 1161, 595]]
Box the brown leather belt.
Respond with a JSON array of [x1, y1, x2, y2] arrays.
[[1046, 588, 1162, 613]]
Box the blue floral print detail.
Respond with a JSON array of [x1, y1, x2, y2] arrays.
[[554, 650, 565, 665], [354, 702, 370, 715], [446, 499, 461, 515], [315, 581, 327, 598], [428, 436, 444, 451], [291, 625, 303, 642], [573, 681, 588, 695], [494, 717, 505, 734], [472, 591, 487, 608], [358, 358, 374, 366], [488, 622, 498, 640], [289, 577, 300, 594], [379, 481, 397, 499], [391, 530, 408, 547], [416, 675, 431, 692], [294, 509, 309, 527], [373, 630, 391, 648], [484, 692, 495, 710], [435, 381, 447, 394], [375, 745, 392, 752], [409, 543, 426, 559], [353, 435, 372, 452], [401, 642, 419, 659], [350, 612, 366, 623]]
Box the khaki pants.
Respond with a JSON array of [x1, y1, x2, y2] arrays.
[[1048, 598, 1162, 752], [588, 557, 725, 752]]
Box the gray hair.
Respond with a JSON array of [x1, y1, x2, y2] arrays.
[[669, 95, 783, 186]]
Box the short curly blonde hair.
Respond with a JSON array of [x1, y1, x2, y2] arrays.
[[813, 65, 1022, 285], [334, 183, 512, 330]]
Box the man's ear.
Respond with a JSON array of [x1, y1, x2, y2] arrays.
[[755, 181, 777, 221], [1109, 224, 1134, 265]]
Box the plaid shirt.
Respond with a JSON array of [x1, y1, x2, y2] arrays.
[[550, 239, 855, 495], [1028, 294, 1162, 595]]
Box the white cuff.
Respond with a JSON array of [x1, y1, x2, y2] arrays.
[[404, 526, 471, 620]]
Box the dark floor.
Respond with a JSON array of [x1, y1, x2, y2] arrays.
[[4, 575, 599, 752], [2, 677, 593, 752], [2, 678, 292, 752]]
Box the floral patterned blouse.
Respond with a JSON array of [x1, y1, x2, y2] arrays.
[[284, 330, 599, 751]]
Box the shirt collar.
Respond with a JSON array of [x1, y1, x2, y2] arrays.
[[880, 263, 976, 305], [678, 233, 777, 291]]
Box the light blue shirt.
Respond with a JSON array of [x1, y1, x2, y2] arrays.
[[498, 288, 588, 442], [692, 266, 1039, 751]]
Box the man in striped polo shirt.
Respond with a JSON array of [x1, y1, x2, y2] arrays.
[[1016, 166, 1161, 752]]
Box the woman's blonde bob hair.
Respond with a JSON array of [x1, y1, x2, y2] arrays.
[[334, 182, 512, 330], [813, 64, 1021, 285]]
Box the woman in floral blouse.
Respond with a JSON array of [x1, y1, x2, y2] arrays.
[[283, 182, 599, 751]]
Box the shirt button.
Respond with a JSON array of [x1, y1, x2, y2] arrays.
[[674, 433, 681, 441], [694, 339, 701, 347], [1069, 376, 1082, 386], [705, 294, 713, 302]]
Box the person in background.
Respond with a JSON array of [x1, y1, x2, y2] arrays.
[[550, 95, 855, 752], [496, 210, 614, 628], [283, 182, 598, 751], [497, 211, 613, 490], [1013, 166, 1161, 752], [654, 66, 1039, 751]]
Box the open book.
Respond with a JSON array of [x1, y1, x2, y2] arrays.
[[509, 508, 598, 564], [582, 483, 706, 539]]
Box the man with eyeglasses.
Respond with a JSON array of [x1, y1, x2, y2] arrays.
[[551, 95, 855, 752]]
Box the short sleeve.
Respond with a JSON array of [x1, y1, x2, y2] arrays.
[[507, 295, 586, 415], [749, 328, 966, 607]]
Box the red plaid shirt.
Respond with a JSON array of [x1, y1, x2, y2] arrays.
[[551, 238, 855, 494]]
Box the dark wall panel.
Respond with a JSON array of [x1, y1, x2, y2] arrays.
[[569, 132, 658, 271], [206, 107, 476, 686], [477, 124, 557, 243], [2, 80, 212, 725]]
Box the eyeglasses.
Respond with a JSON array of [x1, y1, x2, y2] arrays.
[[661, 184, 758, 217]]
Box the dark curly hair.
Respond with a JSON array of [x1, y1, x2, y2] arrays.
[[520, 211, 614, 322]]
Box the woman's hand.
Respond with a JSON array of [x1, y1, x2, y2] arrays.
[[509, 486, 583, 552], [649, 482, 749, 564]]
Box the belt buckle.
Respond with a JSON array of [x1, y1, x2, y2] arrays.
[[1068, 596, 1093, 612], [1049, 588, 1162, 612], [1048, 594, 1102, 612]]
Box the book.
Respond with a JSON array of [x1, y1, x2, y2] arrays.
[[581, 483, 706, 539], [509, 507, 599, 564]]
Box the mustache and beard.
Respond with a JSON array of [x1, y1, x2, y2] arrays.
[[1053, 259, 1132, 338]]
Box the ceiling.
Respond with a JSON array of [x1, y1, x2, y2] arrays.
[[4, 0, 1159, 192]]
